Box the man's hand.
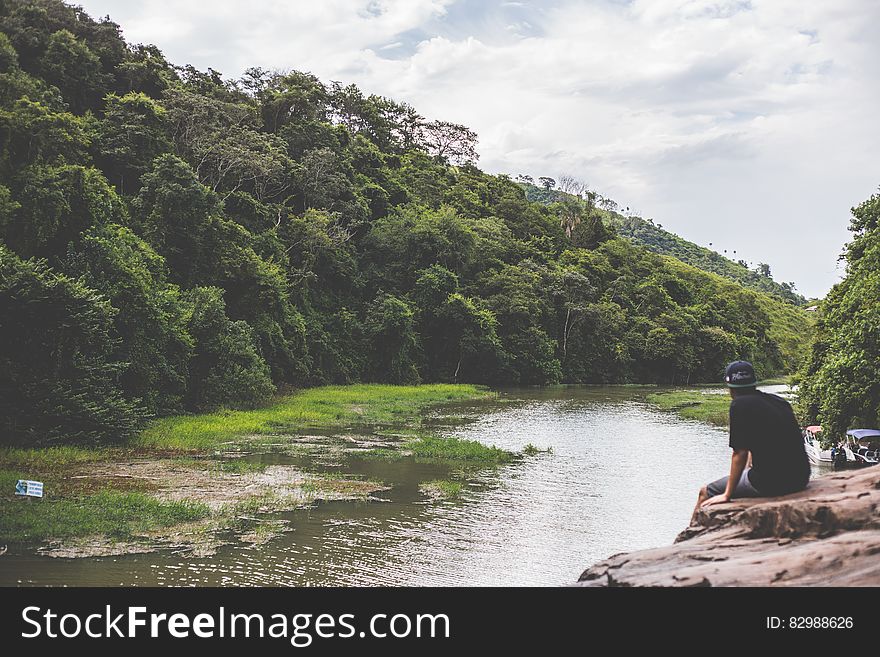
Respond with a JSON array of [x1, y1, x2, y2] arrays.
[[701, 493, 730, 508]]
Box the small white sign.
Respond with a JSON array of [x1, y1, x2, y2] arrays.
[[15, 480, 43, 498]]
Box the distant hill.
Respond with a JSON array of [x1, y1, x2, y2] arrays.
[[519, 183, 807, 306]]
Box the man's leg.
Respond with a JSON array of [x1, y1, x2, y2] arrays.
[[691, 485, 710, 524], [692, 475, 729, 524]]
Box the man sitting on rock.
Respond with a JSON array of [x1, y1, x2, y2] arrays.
[[694, 361, 811, 519]]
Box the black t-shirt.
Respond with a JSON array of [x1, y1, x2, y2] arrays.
[[729, 390, 810, 495]]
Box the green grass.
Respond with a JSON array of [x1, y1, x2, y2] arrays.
[[134, 384, 489, 450], [523, 443, 553, 455], [365, 435, 514, 463], [0, 446, 116, 470], [405, 435, 513, 463], [647, 389, 731, 426], [0, 469, 25, 495], [420, 480, 463, 499], [217, 460, 267, 474], [0, 490, 209, 543]]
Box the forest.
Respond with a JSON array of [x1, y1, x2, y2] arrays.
[[798, 189, 880, 436], [0, 0, 815, 447], [518, 180, 806, 305]]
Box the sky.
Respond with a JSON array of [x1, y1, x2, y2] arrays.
[[77, 0, 880, 298]]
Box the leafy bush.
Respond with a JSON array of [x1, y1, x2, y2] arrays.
[[183, 286, 275, 411], [0, 246, 145, 445]]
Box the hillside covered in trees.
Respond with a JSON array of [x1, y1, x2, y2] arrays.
[[798, 189, 880, 436], [0, 0, 813, 446], [519, 180, 806, 305]]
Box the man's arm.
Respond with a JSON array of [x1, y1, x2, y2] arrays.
[[702, 448, 749, 507]]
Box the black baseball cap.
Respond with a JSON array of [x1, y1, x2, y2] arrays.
[[724, 360, 757, 388]]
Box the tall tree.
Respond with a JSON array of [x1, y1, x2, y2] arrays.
[[65, 224, 192, 414], [38, 29, 107, 113], [421, 120, 479, 165], [94, 92, 171, 193]]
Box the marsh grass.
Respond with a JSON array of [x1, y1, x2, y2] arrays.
[[0, 490, 209, 542], [647, 389, 731, 426], [405, 435, 513, 463], [363, 434, 515, 463], [0, 384, 490, 546], [134, 384, 490, 451], [0, 446, 117, 470], [523, 443, 553, 455], [217, 460, 267, 474], [420, 480, 464, 499]]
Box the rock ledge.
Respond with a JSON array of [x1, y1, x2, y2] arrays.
[[576, 468, 880, 586]]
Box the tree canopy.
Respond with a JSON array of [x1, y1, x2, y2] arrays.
[[0, 0, 813, 446], [798, 189, 880, 437]]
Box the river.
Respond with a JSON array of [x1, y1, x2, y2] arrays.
[[2, 384, 815, 586]]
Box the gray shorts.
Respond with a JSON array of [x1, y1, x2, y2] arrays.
[[706, 468, 762, 498]]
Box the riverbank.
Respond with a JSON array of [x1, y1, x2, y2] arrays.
[[576, 466, 880, 586], [646, 377, 793, 426], [0, 384, 507, 558]]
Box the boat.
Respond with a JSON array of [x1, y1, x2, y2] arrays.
[[802, 425, 831, 465], [804, 426, 880, 468], [841, 429, 880, 467]]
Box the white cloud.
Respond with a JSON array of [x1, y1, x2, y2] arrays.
[[79, 0, 880, 297]]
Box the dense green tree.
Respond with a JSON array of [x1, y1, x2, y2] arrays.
[[799, 190, 880, 436], [421, 120, 479, 165], [0, 245, 145, 445], [481, 262, 561, 384], [94, 92, 171, 193], [364, 293, 420, 384], [280, 208, 360, 309], [131, 153, 217, 286], [0, 31, 60, 109], [2, 163, 122, 260], [183, 286, 274, 411], [304, 308, 366, 385], [257, 70, 327, 133], [363, 204, 483, 291], [0, 97, 90, 172], [115, 44, 173, 98], [163, 87, 290, 201], [412, 264, 460, 376], [37, 29, 107, 113], [1, 0, 80, 70], [436, 293, 501, 382], [292, 146, 369, 226], [203, 215, 310, 384], [65, 224, 192, 414]]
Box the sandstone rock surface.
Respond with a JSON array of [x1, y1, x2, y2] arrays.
[[576, 467, 880, 586]]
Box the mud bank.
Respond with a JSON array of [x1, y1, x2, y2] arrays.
[[1, 385, 497, 560], [36, 458, 389, 559]]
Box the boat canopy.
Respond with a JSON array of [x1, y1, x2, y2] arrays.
[[846, 429, 880, 440]]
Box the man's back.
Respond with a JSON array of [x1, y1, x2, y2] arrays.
[[729, 391, 810, 495]]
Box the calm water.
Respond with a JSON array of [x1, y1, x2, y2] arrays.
[[1, 385, 807, 586]]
